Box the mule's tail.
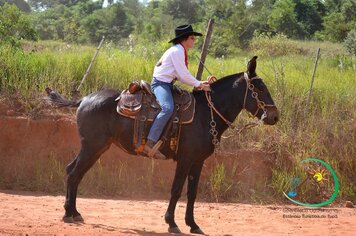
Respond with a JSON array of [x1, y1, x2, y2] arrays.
[[45, 87, 82, 108]]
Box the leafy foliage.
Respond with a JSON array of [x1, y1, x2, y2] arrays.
[[250, 33, 301, 57], [4, 0, 348, 50], [0, 0, 31, 12], [28, 0, 85, 10], [0, 3, 37, 47], [343, 29, 356, 55]]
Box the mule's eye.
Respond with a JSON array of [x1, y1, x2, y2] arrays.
[[256, 85, 265, 92], [254, 82, 265, 92]]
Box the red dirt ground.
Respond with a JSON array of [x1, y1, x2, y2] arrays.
[[0, 191, 355, 236]]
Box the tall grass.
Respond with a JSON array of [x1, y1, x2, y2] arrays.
[[0, 39, 355, 203], [0, 41, 157, 99]]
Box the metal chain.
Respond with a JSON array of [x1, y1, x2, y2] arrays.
[[248, 79, 268, 117], [208, 101, 220, 151]]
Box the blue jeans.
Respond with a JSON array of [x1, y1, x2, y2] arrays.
[[147, 78, 174, 142]]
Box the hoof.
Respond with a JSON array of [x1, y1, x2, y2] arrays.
[[62, 216, 74, 223], [190, 228, 205, 235], [73, 215, 84, 222], [168, 226, 182, 234]]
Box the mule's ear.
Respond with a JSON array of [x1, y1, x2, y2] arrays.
[[247, 56, 258, 76]]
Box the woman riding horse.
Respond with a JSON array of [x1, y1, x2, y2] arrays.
[[144, 24, 211, 159]]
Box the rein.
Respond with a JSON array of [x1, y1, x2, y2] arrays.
[[205, 92, 233, 127], [205, 72, 276, 152]]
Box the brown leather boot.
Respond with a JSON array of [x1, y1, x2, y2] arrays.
[[143, 140, 166, 160]]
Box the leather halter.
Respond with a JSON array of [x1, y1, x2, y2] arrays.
[[205, 73, 276, 127], [242, 73, 276, 117]]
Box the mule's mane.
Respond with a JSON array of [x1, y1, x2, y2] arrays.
[[210, 72, 244, 90]]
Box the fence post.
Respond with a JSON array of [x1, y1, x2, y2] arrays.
[[195, 19, 214, 81]]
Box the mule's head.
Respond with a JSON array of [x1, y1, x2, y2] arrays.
[[242, 56, 279, 125]]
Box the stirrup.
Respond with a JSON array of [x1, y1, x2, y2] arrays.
[[148, 140, 165, 159]]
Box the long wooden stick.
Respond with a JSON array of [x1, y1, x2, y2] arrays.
[[306, 48, 320, 113], [195, 19, 214, 81], [76, 36, 105, 92]]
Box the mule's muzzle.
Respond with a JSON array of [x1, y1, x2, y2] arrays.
[[264, 107, 279, 125]]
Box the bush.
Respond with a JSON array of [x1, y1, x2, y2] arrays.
[[0, 3, 37, 48], [250, 32, 348, 57], [343, 29, 356, 55], [249, 33, 301, 57]]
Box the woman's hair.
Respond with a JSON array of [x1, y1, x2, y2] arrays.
[[172, 34, 192, 45]]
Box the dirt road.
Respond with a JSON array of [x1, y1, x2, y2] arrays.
[[0, 191, 355, 236]]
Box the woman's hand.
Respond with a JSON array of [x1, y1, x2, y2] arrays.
[[197, 82, 211, 91], [207, 75, 217, 83]]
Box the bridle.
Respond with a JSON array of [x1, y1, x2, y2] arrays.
[[205, 72, 276, 127], [205, 72, 277, 151], [242, 72, 276, 119]]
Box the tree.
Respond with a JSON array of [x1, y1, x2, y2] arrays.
[[81, 2, 133, 43], [138, 0, 176, 42], [199, 0, 247, 56], [343, 29, 356, 55], [0, 0, 31, 12], [109, 2, 132, 40], [31, 4, 71, 40], [294, 0, 325, 38], [240, 0, 274, 45], [0, 3, 37, 47], [323, 0, 341, 13], [320, 12, 350, 42], [31, 1, 103, 43], [317, 0, 356, 42], [28, 0, 83, 10], [268, 0, 300, 38], [163, 0, 199, 23], [71, 0, 102, 15], [17, 0, 356, 50], [122, 0, 144, 35]]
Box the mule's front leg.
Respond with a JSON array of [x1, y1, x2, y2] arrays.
[[185, 161, 205, 234], [165, 161, 191, 234]]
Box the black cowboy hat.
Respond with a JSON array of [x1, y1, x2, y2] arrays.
[[168, 24, 202, 43]]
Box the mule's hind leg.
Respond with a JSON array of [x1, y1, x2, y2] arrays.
[[63, 139, 111, 223], [64, 157, 77, 219]]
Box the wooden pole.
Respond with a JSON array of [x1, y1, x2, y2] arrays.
[[76, 36, 105, 92], [195, 19, 214, 81], [305, 48, 320, 114]]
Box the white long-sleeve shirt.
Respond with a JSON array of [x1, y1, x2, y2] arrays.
[[153, 44, 201, 87]]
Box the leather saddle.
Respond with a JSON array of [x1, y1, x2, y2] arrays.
[[116, 80, 195, 124], [115, 80, 196, 157]]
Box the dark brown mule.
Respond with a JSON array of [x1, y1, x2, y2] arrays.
[[46, 56, 279, 234]]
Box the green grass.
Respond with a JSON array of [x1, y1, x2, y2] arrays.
[[0, 39, 355, 203]]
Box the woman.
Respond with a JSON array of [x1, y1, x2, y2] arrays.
[[143, 24, 211, 159]]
